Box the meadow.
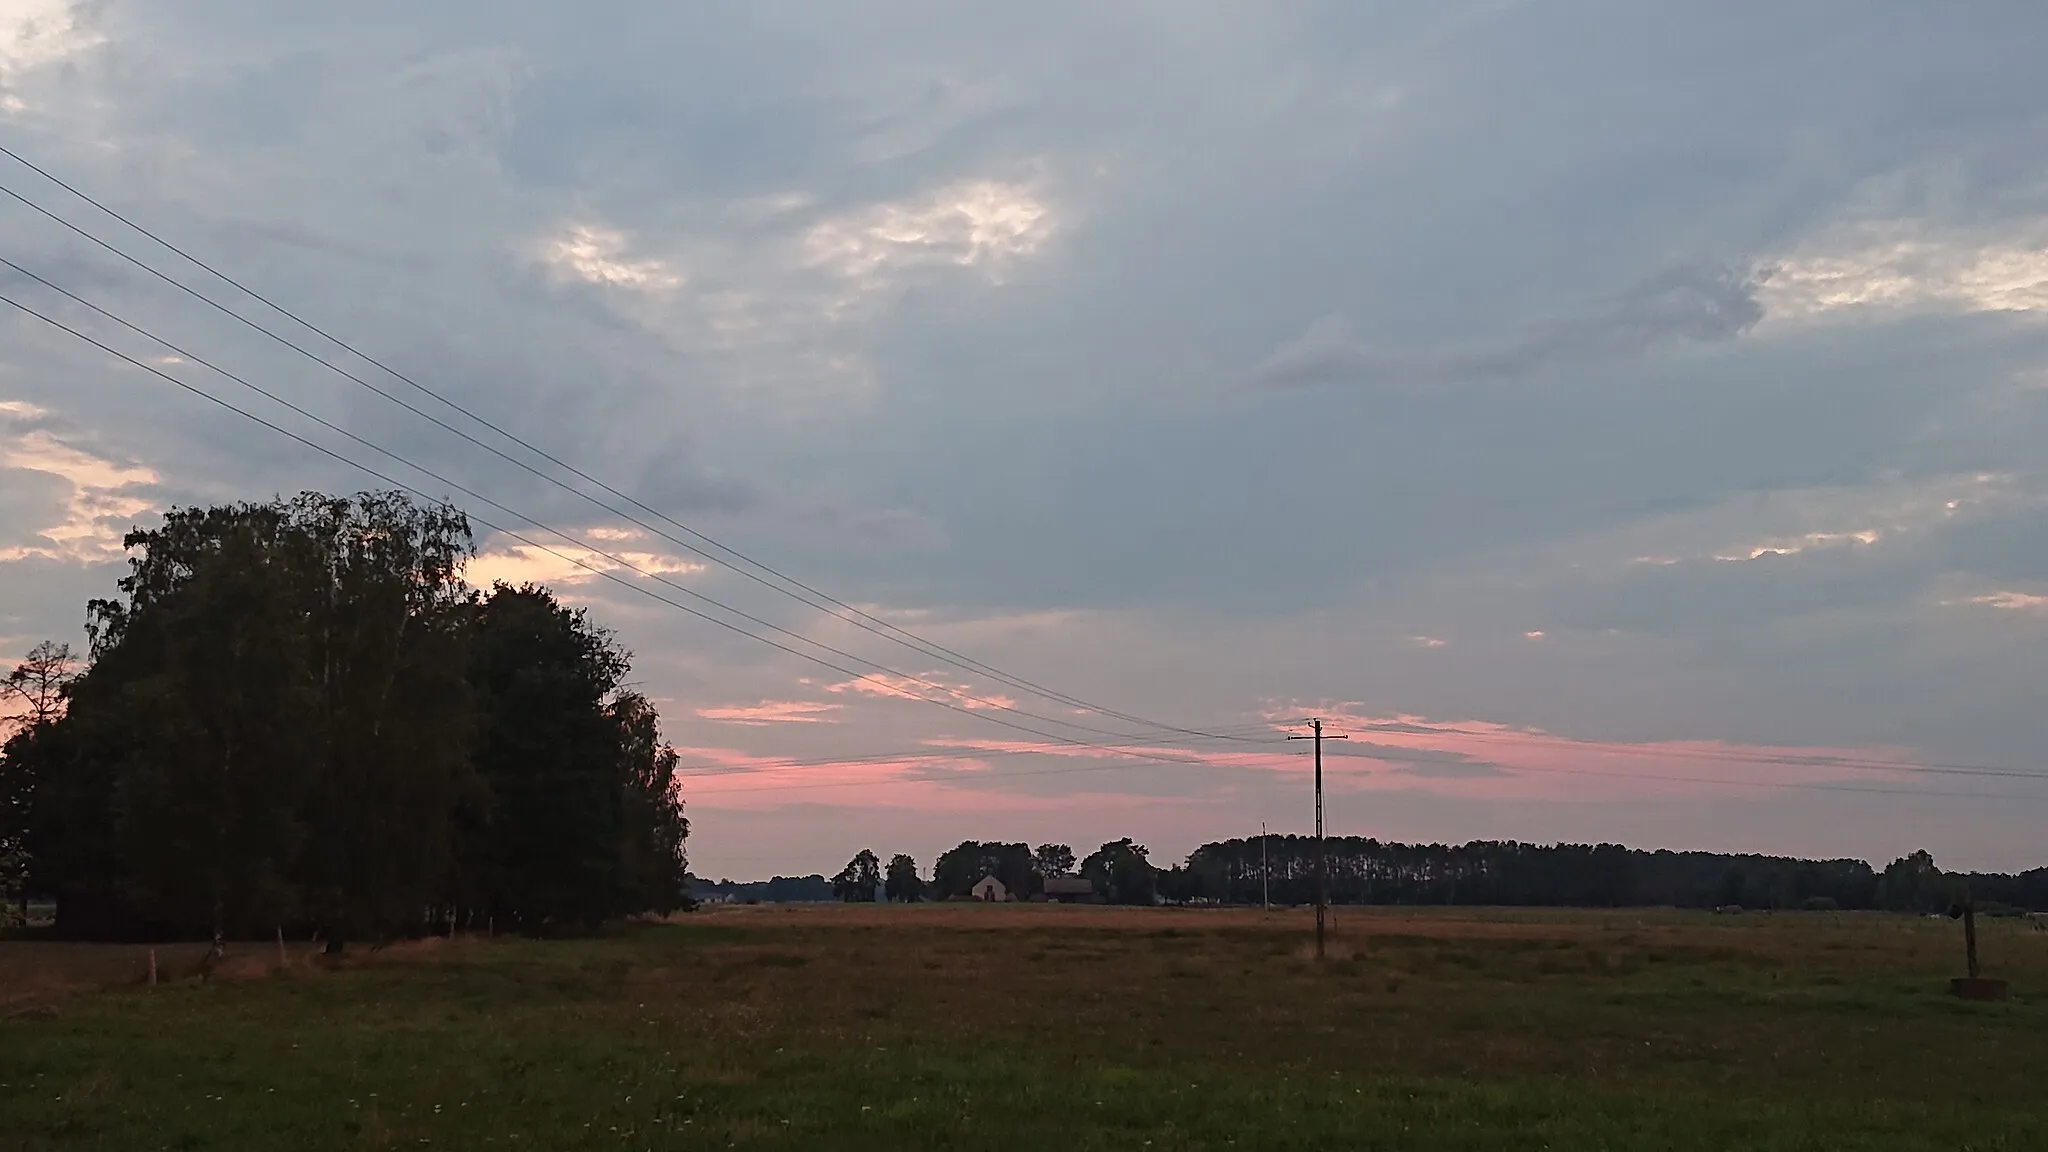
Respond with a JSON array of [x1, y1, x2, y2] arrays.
[[2, 903, 2045, 1150]]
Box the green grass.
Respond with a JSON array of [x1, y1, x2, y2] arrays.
[[3, 904, 2045, 1149]]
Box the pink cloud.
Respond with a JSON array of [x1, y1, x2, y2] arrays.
[[823, 672, 1017, 711], [1266, 707, 1929, 803], [668, 731, 1290, 814], [674, 741, 1183, 814], [663, 703, 1957, 820], [695, 699, 843, 725]]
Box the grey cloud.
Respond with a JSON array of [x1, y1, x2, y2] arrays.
[[1255, 263, 1767, 391], [1327, 740, 1514, 780], [8, 1, 2048, 874]]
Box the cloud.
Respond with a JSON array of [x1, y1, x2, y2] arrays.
[[1287, 708, 1934, 803], [1255, 263, 1767, 390], [1965, 591, 2048, 614], [823, 672, 1017, 712], [695, 699, 843, 725], [1760, 220, 2048, 323], [804, 177, 1054, 299], [7, 2, 2048, 877], [539, 222, 682, 292], [0, 401, 158, 564], [0, 0, 102, 110], [463, 527, 708, 590]]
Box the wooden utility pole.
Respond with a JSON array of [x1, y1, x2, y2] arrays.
[[1261, 821, 1270, 912], [1288, 719, 1346, 959]]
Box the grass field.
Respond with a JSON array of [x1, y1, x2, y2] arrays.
[[3, 904, 2046, 1150]]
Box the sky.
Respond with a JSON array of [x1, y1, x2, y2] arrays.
[[2, 1, 2046, 880]]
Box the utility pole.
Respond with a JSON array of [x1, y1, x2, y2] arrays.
[[1261, 821, 1270, 912], [1288, 719, 1346, 959]]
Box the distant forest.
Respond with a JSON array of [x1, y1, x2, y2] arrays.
[[0, 492, 690, 945], [769, 838, 2048, 913]]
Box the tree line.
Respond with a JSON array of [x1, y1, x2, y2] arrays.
[[0, 492, 690, 946], [1167, 837, 2046, 913], [795, 837, 2046, 912], [806, 840, 1159, 905]]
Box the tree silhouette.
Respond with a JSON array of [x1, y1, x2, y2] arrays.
[[1032, 843, 1076, 878], [2, 641, 79, 918], [5, 491, 689, 941], [832, 849, 882, 902], [1081, 838, 1156, 905], [1, 641, 77, 736], [933, 841, 1035, 899], [884, 853, 923, 902]]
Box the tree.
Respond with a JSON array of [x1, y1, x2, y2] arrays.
[[1, 641, 77, 736], [4, 490, 689, 942], [832, 849, 882, 902], [884, 853, 923, 902], [1032, 843, 1075, 878], [84, 504, 321, 941], [932, 841, 1035, 899], [1878, 850, 1956, 914], [2, 641, 77, 917], [462, 582, 632, 935], [612, 692, 690, 916], [292, 493, 476, 948], [1080, 838, 1157, 906]]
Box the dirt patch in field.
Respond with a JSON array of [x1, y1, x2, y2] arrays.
[[0, 941, 205, 1006], [691, 901, 1639, 944], [0, 937, 354, 1003]]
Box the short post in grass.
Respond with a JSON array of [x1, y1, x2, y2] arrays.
[[1947, 895, 2009, 1001], [147, 948, 157, 986]]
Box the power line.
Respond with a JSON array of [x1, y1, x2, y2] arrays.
[[13, 243, 2043, 810], [1321, 752, 2048, 806], [671, 718, 2048, 803], [412, 722, 1292, 786], [0, 286, 1265, 773], [0, 254, 1262, 751], [681, 745, 1300, 798], [5, 150, 2037, 813], [1331, 722, 2048, 784], [0, 144, 1259, 745], [683, 737, 2048, 803], [667, 722, 1292, 780], [496, 729, 1296, 791]]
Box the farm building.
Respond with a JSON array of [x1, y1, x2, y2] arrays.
[[971, 874, 1009, 902], [1043, 876, 1098, 903]]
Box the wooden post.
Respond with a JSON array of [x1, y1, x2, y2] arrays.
[[147, 948, 157, 986], [1964, 903, 1980, 980], [1948, 894, 2009, 1000], [277, 925, 288, 970]]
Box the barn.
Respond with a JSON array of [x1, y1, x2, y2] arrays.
[[1043, 876, 1098, 904]]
